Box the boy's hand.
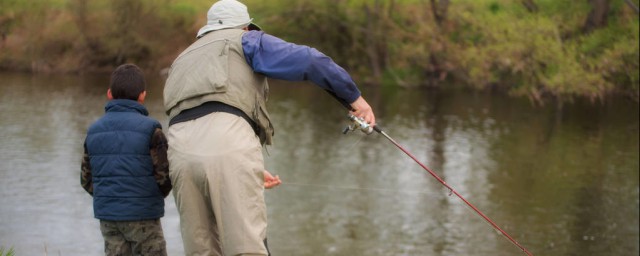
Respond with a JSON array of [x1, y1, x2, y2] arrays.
[[264, 170, 282, 189]]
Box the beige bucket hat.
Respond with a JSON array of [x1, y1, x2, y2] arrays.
[[197, 0, 262, 38]]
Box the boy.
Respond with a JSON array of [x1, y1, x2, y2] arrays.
[[81, 63, 171, 256]]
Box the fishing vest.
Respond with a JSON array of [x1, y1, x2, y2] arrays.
[[164, 29, 274, 145], [86, 99, 165, 221]]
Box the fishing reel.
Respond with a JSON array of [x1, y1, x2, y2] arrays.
[[342, 114, 374, 135]]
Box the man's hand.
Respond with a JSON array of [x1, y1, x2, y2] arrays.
[[349, 96, 376, 126], [264, 170, 282, 189]]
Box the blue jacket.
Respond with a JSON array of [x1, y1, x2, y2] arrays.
[[242, 31, 361, 105], [85, 99, 164, 221]]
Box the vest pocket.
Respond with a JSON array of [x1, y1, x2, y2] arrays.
[[253, 95, 274, 145], [208, 39, 230, 91]]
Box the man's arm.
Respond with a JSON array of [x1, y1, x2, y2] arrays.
[[242, 31, 361, 104], [150, 128, 172, 198], [80, 142, 93, 196], [243, 31, 375, 125]]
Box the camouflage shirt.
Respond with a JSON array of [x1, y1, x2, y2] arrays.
[[81, 128, 172, 197]]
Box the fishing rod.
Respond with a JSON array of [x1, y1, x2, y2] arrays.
[[342, 114, 534, 256]]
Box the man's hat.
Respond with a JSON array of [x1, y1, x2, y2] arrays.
[[197, 0, 261, 38]]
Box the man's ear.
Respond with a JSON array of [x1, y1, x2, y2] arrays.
[[137, 91, 147, 103], [107, 89, 114, 100]]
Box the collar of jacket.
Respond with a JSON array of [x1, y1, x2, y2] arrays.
[[105, 99, 149, 116]]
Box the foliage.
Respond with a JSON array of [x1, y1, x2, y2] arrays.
[[0, 0, 637, 103], [580, 14, 640, 101], [258, 0, 638, 103], [0, 246, 15, 256], [452, 3, 610, 102], [0, 0, 200, 72]]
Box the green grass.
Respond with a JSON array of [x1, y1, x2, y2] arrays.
[[0, 247, 15, 256]]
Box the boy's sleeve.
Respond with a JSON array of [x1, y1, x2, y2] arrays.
[[150, 128, 172, 198], [80, 142, 94, 196]]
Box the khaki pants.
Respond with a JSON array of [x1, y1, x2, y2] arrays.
[[168, 112, 268, 256]]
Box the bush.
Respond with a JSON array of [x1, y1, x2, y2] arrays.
[[0, 0, 637, 103]]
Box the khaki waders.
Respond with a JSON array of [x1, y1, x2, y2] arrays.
[[168, 112, 268, 256]]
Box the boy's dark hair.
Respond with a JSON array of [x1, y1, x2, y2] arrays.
[[110, 64, 146, 100]]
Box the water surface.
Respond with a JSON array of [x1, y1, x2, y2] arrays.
[[0, 72, 637, 256]]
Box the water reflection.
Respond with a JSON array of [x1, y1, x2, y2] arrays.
[[0, 73, 638, 256]]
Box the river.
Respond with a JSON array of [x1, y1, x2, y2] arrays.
[[0, 72, 638, 256]]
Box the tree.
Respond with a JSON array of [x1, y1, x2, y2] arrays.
[[430, 0, 449, 26], [583, 0, 610, 33], [623, 0, 639, 14], [521, 0, 538, 13]]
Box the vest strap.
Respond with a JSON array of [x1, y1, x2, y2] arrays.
[[169, 101, 258, 135]]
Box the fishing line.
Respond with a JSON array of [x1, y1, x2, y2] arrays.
[[342, 132, 365, 152], [280, 181, 436, 196]]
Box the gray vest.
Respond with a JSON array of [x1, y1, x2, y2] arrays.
[[164, 29, 274, 145]]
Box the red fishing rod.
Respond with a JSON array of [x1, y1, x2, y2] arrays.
[[343, 114, 534, 256]]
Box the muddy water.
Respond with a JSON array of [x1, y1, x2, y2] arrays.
[[0, 72, 637, 256]]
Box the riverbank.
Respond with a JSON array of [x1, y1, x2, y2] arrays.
[[1, 0, 638, 104]]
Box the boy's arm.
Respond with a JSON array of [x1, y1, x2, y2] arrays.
[[150, 128, 172, 198], [80, 142, 93, 196]]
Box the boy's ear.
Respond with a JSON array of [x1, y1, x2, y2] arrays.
[[137, 91, 147, 103], [107, 89, 114, 100]]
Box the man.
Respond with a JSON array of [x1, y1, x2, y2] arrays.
[[163, 0, 376, 255]]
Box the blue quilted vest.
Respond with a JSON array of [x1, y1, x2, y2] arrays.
[[85, 99, 164, 221]]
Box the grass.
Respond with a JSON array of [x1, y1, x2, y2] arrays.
[[0, 247, 15, 256]]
